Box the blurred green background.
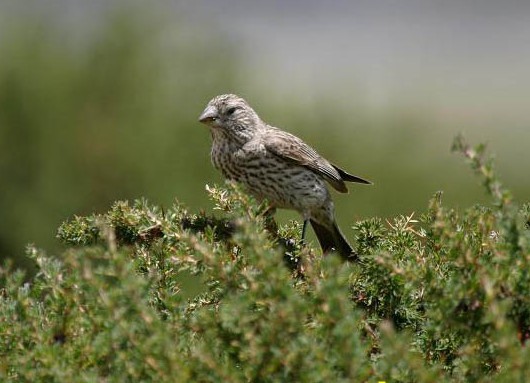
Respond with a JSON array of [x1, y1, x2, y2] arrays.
[[1, 1, 529, 269]]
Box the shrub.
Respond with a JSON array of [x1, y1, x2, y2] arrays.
[[1, 137, 529, 382]]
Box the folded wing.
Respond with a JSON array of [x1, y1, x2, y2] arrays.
[[263, 127, 370, 193]]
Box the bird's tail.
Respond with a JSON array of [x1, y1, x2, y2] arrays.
[[310, 219, 359, 261]]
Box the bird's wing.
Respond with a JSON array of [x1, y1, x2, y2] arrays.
[[262, 127, 349, 193]]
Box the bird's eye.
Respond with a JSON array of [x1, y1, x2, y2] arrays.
[[226, 107, 237, 116]]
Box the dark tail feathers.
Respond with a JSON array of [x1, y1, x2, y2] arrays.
[[310, 219, 359, 261], [332, 165, 372, 185]]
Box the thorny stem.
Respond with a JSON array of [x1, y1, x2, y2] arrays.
[[451, 134, 512, 209]]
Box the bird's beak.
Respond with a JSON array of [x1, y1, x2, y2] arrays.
[[198, 105, 218, 125]]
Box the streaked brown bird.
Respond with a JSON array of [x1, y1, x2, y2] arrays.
[[198, 94, 371, 260]]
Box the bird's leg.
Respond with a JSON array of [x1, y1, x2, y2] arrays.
[[263, 206, 279, 236], [264, 205, 277, 217], [301, 219, 309, 244]]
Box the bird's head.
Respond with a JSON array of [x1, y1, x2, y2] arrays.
[[199, 94, 261, 142]]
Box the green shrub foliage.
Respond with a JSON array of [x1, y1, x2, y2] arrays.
[[1, 137, 529, 382]]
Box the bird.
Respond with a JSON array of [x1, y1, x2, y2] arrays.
[[198, 94, 371, 260]]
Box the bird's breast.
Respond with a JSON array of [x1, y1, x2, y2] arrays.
[[210, 139, 242, 179], [211, 140, 331, 213]]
